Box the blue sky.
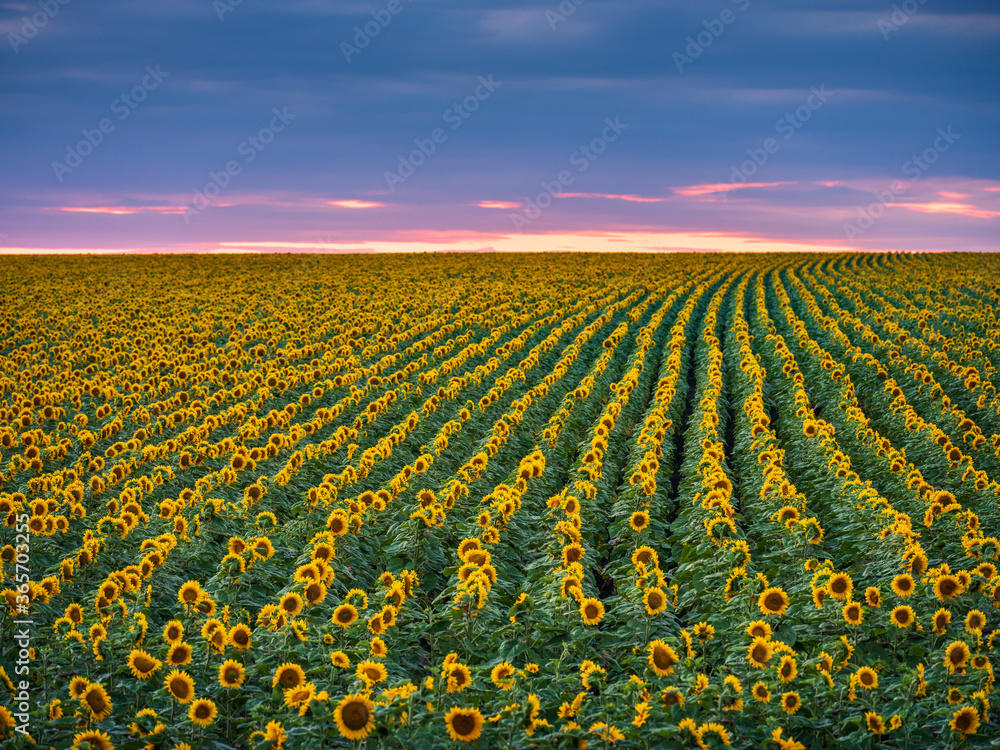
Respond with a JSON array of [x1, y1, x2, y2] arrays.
[[1, 0, 998, 253]]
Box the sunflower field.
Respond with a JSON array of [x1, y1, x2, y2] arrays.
[[2, 252, 999, 749]]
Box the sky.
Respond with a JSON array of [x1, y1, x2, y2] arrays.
[[1, 0, 998, 254]]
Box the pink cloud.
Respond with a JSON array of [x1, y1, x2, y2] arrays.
[[894, 202, 1000, 219], [327, 200, 385, 208], [672, 181, 796, 197], [52, 205, 188, 215], [558, 193, 664, 203], [475, 201, 521, 209]]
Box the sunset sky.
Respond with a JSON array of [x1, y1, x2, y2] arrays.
[[1, 0, 998, 254]]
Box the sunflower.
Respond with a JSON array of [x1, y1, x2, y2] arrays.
[[780, 691, 800, 715], [964, 609, 986, 634], [579, 597, 605, 625], [947, 688, 963, 705], [889, 605, 915, 629], [827, 573, 852, 600], [163, 620, 184, 643], [68, 676, 90, 699], [949, 706, 980, 736], [278, 592, 304, 617], [629, 511, 650, 532], [177, 580, 202, 606], [80, 683, 113, 721], [70, 730, 114, 750], [334, 693, 376, 740], [648, 640, 679, 677], [166, 641, 193, 667], [284, 683, 316, 709], [165, 670, 195, 704], [273, 662, 306, 689], [758, 587, 790, 617], [643, 587, 667, 615], [188, 698, 217, 728], [855, 666, 878, 690], [777, 655, 797, 683], [746, 637, 773, 669], [632, 546, 658, 569], [752, 682, 771, 702], [218, 659, 245, 688], [332, 603, 359, 630], [127, 649, 162, 680], [661, 687, 684, 707], [370, 637, 387, 658], [562, 543, 585, 566], [746, 620, 772, 639], [843, 602, 863, 626], [491, 662, 516, 690], [891, 574, 915, 597], [866, 711, 886, 734], [229, 624, 252, 651], [945, 641, 971, 673], [446, 663, 472, 693], [812, 587, 827, 610], [693, 622, 714, 642], [330, 651, 351, 669], [445, 707, 484, 742], [356, 660, 388, 685], [934, 575, 963, 601], [865, 587, 881, 608]]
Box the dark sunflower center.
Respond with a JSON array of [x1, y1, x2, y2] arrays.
[[86, 692, 107, 713], [135, 655, 155, 672], [765, 594, 784, 610], [653, 648, 675, 670], [452, 713, 476, 736], [171, 679, 190, 699], [647, 592, 663, 609], [343, 702, 369, 730]]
